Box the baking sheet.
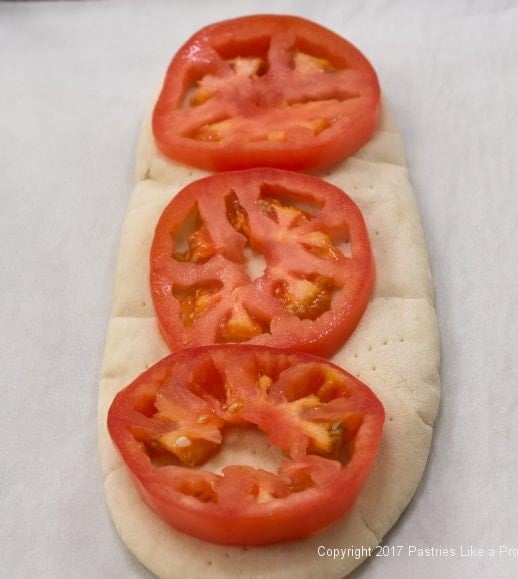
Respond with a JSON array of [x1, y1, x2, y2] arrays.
[[0, 1, 517, 577]]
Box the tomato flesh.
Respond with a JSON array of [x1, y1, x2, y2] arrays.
[[107, 345, 385, 545], [152, 15, 380, 171], [150, 168, 375, 357]]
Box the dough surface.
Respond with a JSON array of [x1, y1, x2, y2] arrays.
[[99, 99, 440, 578]]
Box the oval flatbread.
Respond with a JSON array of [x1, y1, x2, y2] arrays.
[[98, 97, 440, 578]]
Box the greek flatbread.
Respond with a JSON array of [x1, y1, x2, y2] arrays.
[[98, 100, 440, 577]]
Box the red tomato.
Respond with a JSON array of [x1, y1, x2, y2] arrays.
[[107, 345, 385, 545], [152, 15, 380, 171], [150, 168, 374, 357]]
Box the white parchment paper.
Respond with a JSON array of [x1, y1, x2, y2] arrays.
[[0, 1, 517, 578]]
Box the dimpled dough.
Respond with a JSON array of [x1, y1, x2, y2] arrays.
[[99, 98, 441, 578]]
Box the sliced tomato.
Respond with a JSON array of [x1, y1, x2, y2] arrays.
[[107, 345, 385, 545], [150, 168, 374, 357], [152, 15, 380, 171]]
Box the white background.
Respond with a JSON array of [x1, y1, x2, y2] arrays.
[[1, 1, 517, 577]]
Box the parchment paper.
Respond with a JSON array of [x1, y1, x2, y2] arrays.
[[0, 1, 517, 578]]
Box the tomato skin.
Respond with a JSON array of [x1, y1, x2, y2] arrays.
[[152, 15, 380, 171], [150, 168, 374, 357], [107, 345, 384, 545]]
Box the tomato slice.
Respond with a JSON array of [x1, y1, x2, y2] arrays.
[[107, 345, 384, 545], [152, 15, 380, 171], [150, 168, 374, 357]]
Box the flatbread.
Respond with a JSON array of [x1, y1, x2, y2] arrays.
[[98, 99, 440, 578]]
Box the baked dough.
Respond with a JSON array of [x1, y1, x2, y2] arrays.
[[98, 100, 440, 577]]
